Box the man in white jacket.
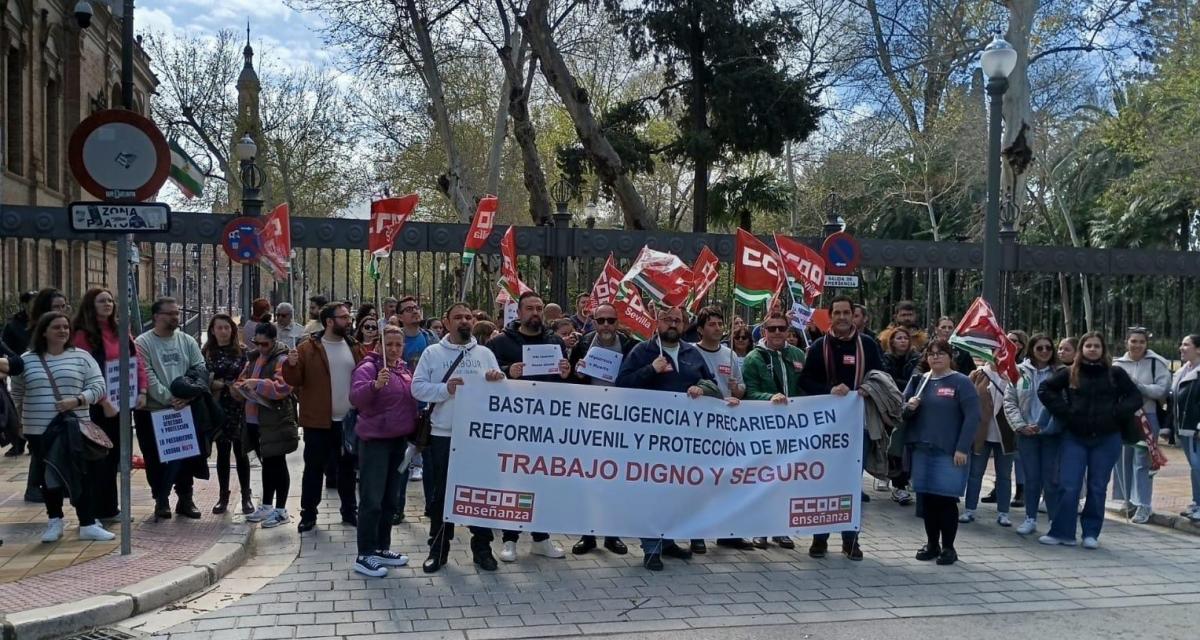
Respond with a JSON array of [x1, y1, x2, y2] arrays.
[[411, 302, 506, 573]]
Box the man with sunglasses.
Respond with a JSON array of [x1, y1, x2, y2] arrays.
[[566, 302, 635, 557], [284, 302, 365, 533], [273, 303, 305, 349]]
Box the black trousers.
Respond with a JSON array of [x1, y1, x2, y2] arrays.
[[27, 433, 97, 526], [91, 408, 121, 519], [134, 410, 193, 503], [300, 422, 356, 519], [215, 438, 251, 497], [919, 492, 959, 550], [424, 435, 494, 554], [358, 437, 405, 555]]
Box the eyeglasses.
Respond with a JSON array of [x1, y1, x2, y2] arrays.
[[401, 306, 419, 314], [334, 314, 351, 321], [595, 317, 618, 325]]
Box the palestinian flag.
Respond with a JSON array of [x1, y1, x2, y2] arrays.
[[168, 140, 204, 199], [733, 229, 785, 308], [950, 297, 1020, 383]]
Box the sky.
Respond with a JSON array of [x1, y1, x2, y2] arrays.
[[137, 0, 329, 68]]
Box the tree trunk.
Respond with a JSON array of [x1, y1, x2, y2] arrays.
[[484, 36, 515, 196], [925, 202, 946, 317], [404, 0, 476, 222], [500, 39, 553, 226], [689, 10, 709, 233], [517, 0, 655, 230], [1058, 271, 1073, 336]]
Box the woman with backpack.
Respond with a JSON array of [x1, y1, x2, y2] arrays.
[[1038, 332, 1142, 548], [235, 323, 297, 529], [1112, 327, 1171, 524]]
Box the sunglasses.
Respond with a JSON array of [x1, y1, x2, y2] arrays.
[[765, 326, 789, 333], [1034, 345, 1053, 352], [362, 324, 378, 331], [595, 317, 618, 325]]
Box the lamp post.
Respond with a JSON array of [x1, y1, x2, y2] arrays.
[[823, 192, 845, 238], [980, 33, 1017, 309], [549, 180, 575, 307], [236, 133, 263, 314]]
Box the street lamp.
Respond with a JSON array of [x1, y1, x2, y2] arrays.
[[236, 133, 263, 304], [980, 33, 1016, 308]]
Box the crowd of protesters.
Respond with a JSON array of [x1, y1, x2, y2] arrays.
[[0, 285, 1184, 576]]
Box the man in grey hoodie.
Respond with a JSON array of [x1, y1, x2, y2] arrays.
[[1112, 328, 1171, 524]]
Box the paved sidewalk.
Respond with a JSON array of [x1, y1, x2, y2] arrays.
[[0, 444, 248, 614], [152, 472, 1200, 640]]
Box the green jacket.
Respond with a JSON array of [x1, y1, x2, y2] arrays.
[[742, 344, 807, 400]]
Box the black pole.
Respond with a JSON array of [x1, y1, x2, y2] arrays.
[[117, 0, 136, 557], [982, 76, 1008, 308]]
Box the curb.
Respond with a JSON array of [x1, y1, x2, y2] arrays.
[[1105, 505, 1200, 535], [0, 522, 255, 640]]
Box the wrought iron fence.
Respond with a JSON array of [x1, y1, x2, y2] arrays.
[[2, 205, 1199, 351]]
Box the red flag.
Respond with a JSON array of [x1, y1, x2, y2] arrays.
[[774, 234, 825, 304], [621, 247, 694, 308], [589, 254, 625, 308], [259, 203, 291, 280], [463, 195, 498, 265], [950, 297, 1020, 383], [498, 226, 532, 299], [733, 229, 785, 309], [615, 284, 656, 341], [369, 194, 419, 257], [687, 247, 720, 313]]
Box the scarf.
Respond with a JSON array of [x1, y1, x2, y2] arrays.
[[823, 331, 865, 390]]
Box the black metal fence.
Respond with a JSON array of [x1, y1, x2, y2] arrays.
[[3, 205, 1199, 351]]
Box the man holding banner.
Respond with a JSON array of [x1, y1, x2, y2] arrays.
[[485, 292, 570, 562]]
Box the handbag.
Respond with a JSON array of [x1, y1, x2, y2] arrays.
[[411, 350, 466, 449], [38, 355, 112, 460]]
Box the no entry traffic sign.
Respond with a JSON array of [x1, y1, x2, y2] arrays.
[[821, 232, 861, 275], [68, 109, 171, 202], [222, 217, 264, 265]]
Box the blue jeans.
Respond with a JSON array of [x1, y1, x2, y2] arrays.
[[1049, 431, 1122, 540], [1017, 434, 1062, 521], [966, 442, 1013, 512], [1181, 435, 1200, 506], [1112, 412, 1158, 507]]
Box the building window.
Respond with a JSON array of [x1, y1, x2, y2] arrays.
[[6, 47, 23, 176], [45, 79, 59, 190]]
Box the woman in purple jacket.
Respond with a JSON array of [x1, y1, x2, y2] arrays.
[[349, 325, 418, 578]]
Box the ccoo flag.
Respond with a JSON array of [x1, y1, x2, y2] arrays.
[[773, 234, 825, 304], [463, 195, 498, 265], [498, 226, 532, 300], [621, 247, 693, 309], [733, 229, 785, 308], [368, 194, 419, 257], [259, 203, 291, 280], [687, 246, 721, 313]]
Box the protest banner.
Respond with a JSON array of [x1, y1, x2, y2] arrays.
[[444, 381, 864, 539], [150, 406, 200, 463], [104, 359, 138, 406]]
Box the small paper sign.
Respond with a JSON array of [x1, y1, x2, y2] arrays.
[[151, 406, 200, 463], [522, 344, 563, 377], [578, 346, 624, 383]]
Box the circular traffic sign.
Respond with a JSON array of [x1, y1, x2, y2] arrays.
[[821, 232, 861, 275], [68, 109, 171, 202], [222, 217, 264, 264]]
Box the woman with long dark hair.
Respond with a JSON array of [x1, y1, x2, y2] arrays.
[[70, 288, 149, 521], [355, 316, 380, 353], [203, 314, 253, 515], [729, 327, 753, 372], [11, 312, 110, 542], [1038, 332, 1142, 548]]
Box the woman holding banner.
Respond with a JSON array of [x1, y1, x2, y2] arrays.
[[900, 338, 981, 566], [71, 288, 149, 522]]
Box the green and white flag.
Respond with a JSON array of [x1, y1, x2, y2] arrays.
[[168, 140, 204, 199]]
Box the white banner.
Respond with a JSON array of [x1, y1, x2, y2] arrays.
[[151, 406, 200, 463], [445, 381, 864, 539]]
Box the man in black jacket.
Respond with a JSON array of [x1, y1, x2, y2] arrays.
[[486, 291, 570, 563], [566, 302, 634, 556], [798, 295, 882, 562]]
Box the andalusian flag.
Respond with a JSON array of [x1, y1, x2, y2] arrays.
[[951, 297, 1020, 383], [168, 140, 204, 199]]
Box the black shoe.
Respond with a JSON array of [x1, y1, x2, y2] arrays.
[[981, 489, 998, 504], [392, 512, 405, 525], [808, 539, 828, 558], [298, 517, 316, 533], [643, 553, 663, 571], [423, 548, 445, 573], [842, 541, 863, 561], [342, 512, 358, 526], [212, 492, 230, 515], [241, 496, 255, 515], [474, 548, 498, 571], [915, 544, 941, 561], [717, 538, 754, 550], [176, 497, 202, 519], [663, 543, 693, 560], [688, 540, 706, 555], [604, 538, 628, 555], [774, 536, 795, 550], [936, 548, 958, 565], [154, 501, 173, 520], [862, 492, 871, 503], [572, 537, 597, 555]]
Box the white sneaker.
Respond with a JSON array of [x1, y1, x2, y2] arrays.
[[530, 539, 565, 558], [246, 504, 274, 523], [1082, 536, 1099, 549], [1038, 534, 1076, 546], [1038, 499, 1048, 514], [891, 489, 913, 505], [1016, 517, 1037, 535], [499, 541, 517, 562], [261, 508, 289, 529], [409, 466, 423, 482], [997, 512, 1012, 527], [397, 444, 418, 474], [958, 509, 975, 523], [41, 518, 64, 543], [1131, 505, 1152, 524], [371, 550, 409, 567], [79, 523, 115, 541]]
